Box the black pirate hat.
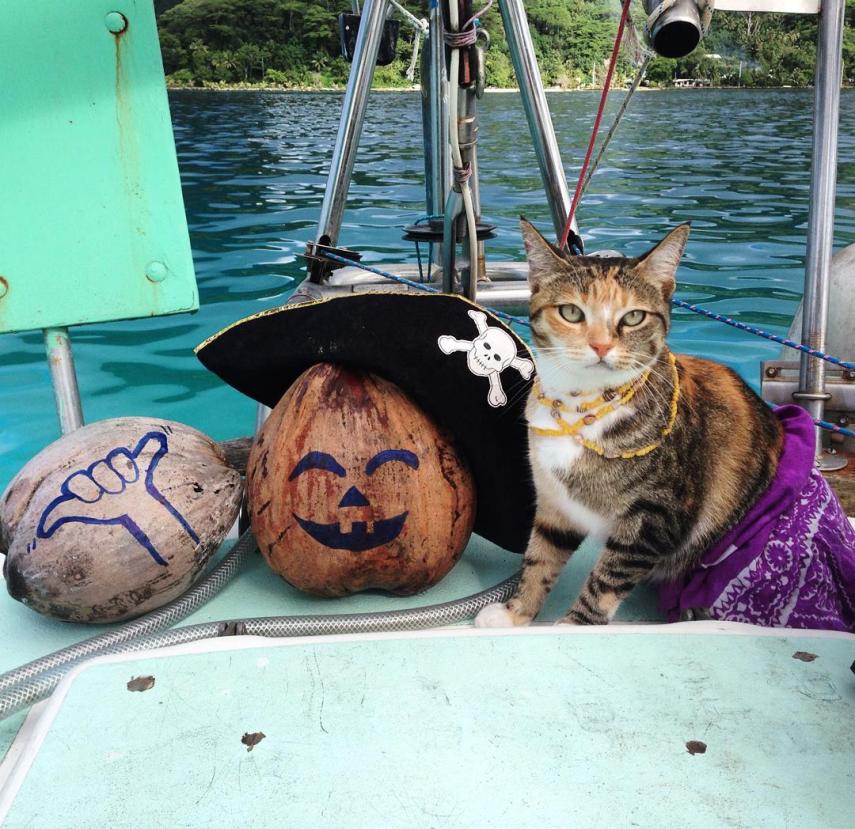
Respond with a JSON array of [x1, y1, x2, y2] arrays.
[[196, 292, 536, 554]]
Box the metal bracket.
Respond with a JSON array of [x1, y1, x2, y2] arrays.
[[762, 359, 853, 470], [762, 361, 855, 412], [305, 240, 363, 284]]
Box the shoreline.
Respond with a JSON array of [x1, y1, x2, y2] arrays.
[[166, 83, 827, 93]]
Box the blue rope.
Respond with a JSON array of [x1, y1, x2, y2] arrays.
[[366, 236, 855, 374], [320, 251, 530, 327], [315, 252, 855, 438], [323, 251, 442, 293], [825, 421, 855, 438], [815, 418, 855, 438], [672, 298, 855, 372]]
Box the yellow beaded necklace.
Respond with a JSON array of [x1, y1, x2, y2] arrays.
[[530, 370, 650, 438], [530, 353, 680, 459]]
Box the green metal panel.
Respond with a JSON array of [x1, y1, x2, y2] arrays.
[[0, 0, 197, 334]]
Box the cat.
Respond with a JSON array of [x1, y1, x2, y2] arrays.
[[476, 219, 789, 627]]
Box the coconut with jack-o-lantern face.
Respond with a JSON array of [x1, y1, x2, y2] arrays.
[[246, 363, 477, 597]]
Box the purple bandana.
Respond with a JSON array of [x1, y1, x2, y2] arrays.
[[660, 405, 855, 632]]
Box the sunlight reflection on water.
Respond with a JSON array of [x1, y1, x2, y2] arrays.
[[1, 88, 854, 489]]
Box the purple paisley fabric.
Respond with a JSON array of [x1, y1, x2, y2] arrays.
[[660, 405, 855, 632]]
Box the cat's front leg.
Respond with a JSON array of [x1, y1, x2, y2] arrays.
[[475, 520, 585, 627], [558, 532, 660, 625]]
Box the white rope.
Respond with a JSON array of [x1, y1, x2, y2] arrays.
[[406, 27, 423, 82], [389, 0, 428, 33], [388, 0, 427, 84], [581, 55, 651, 194], [621, 10, 655, 67]]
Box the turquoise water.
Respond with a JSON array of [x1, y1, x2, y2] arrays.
[[2, 88, 855, 492]]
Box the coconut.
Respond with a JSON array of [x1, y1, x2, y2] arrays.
[[247, 363, 476, 597], [1, 417, 242, 623]]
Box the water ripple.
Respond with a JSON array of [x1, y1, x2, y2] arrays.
[[2, 89, 855, 489]]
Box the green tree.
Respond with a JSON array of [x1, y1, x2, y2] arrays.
[[157, 1, 854, 89]]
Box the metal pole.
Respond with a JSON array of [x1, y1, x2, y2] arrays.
[[427, 1, 450, 269], [459, 82, 484, 286], [470, 146, 486, 283], [255, 403, 271, 434], [442, 190, 463, 293], [796, 0, 845, 467], [315, 0, 390, 248], [421, 46, 435, 214], [498, 0, 576, 243], [43, 327, 84, 434]]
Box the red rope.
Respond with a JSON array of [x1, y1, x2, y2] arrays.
[[559, 0, 633, 250]]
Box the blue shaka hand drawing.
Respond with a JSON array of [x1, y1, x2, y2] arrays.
[[34, 431, 199, 566]]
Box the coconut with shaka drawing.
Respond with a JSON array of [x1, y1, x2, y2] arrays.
[[1, 417, 242, 623]]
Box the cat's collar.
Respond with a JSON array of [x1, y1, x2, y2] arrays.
[[535, 371, 648, 415], [531, 370, 650, 437], [530, 353, 680, 459], [529, 370, 650, 437]]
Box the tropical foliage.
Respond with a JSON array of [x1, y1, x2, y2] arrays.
[[156, 0, 855, 89]]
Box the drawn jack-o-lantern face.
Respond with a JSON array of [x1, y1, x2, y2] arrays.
[[288, 449, 419, 552], [247, 364, 476, 597]]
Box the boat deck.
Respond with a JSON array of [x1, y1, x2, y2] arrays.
[[1, 535, 854, 827], [0, 534, 661, 752], [1, 624, 853, 827]]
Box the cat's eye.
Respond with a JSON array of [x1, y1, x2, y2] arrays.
[[558, 304, 584, 323], [621, 310, 647, 327]]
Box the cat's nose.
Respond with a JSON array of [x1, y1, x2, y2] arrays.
[[590, 342, 614, 360]]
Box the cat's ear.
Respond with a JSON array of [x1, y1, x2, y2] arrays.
[[635, 223, 690, 299], [520, 217, 566, 290]]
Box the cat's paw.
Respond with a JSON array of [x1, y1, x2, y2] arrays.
[[678, 607, 711, 622], [475, 603, 525, 628]]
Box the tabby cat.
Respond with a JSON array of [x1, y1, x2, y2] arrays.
[[476, 219, 783, 626]]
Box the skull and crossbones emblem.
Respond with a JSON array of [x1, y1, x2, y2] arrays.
[[438, 310, 534, 407]]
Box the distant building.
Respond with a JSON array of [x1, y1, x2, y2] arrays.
[[674, 78, 712, 88]]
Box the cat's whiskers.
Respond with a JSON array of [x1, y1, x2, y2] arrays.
[[621, 354, 689, 413], [620, 357, 671, 389], [620, 356, 681, 423], [501, 378, 538, 419]]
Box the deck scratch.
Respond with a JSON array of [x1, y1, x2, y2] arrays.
[[565, 654, 609, 684], [313, 651, 329, 734], [194, 765, 217, 806]]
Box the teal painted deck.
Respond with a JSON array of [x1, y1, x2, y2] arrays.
[[1, 626, 853, 828], [0, 534, 664, 755], [1, 536, 853, 827]]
